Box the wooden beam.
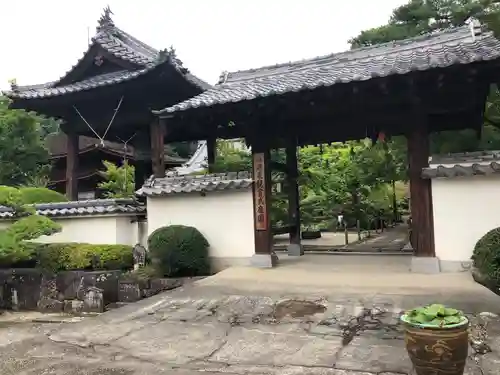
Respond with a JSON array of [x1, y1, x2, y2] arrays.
[[207, 138, 216, 172], [285, 142, 302, 255], [134, 160, 152, 191], [407, 117, 435, 257], [150, 119, 165, 178], [65, 130, 79, 201]]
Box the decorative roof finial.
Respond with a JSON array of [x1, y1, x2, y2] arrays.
[[97, 6, 114, 31], [168, 45, 177, 59], [8, 78, 18, 92], [218, 71, 229, 84], [157, 49, 169, 63]]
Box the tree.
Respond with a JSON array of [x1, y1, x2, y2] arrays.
[[0, 186, 61, 265], [350, 0, 500, 48], [211, 140, 252, 173], [98, 160, 135, 198], [168, 141, 198, 159], [0, 97, 51, 186], [350, 0, 500, 156]]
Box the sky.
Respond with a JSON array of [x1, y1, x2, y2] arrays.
[[0, 0, 406, 90]]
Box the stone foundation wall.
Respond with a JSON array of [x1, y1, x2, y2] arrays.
[[0, 269, 121, 314], [0, 269, 183, 314]]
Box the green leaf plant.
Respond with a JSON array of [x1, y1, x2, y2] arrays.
[[404, 304, 466, 327]]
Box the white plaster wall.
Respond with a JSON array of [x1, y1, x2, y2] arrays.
[[115, 216, 136, 245], [37, 216, 120, 244], [147, 190, 255, 269], [0, 215, 142, 246], [432, 174, 500, 264]]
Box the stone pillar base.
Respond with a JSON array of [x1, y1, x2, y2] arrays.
[[251, 253, 279, 268], [287, 243, 304, 256], [410, 256, 440, 274]]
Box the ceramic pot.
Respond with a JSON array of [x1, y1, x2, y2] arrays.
[[400, 314, 469, 375]]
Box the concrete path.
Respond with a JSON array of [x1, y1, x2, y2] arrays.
[[1, 257, 499, 374], [274, 224, 409, 252]]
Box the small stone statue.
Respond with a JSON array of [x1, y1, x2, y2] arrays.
[[132, 243, 147, 270]]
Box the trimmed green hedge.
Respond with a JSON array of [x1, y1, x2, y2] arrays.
[[19, 187, 68, 204], [148, 225, 210, 277], [32, 243, 133, 272], [472, 227, 500, 288]]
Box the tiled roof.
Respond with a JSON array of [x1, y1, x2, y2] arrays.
[[429, 150, 500, 165], [3, 9, 210, 100], [136, 172, 253, 197], [156, 21, 499, 115], [0, 199, 145, 219], [422, 162, 500, 178], [422, 150, 500, 178], [6, 68, 160, 100]]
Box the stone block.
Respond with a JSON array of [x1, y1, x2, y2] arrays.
[[63, 299, 84, 314], [82, 286, 104, 313], [56, 271, 86, 300], [40, 274, 58, 299], [287, 243, 304, 256], [76, 270, 121, 304], [10, 269, 44, 310], [38, 297, 64, 313], [118, 281, 141, 303]]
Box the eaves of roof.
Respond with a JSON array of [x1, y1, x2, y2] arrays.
[[155, 21, 499, 116]]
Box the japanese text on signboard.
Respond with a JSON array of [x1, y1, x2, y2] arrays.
[[253, 153, 267, 230]]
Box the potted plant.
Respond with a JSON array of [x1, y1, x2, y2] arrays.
[[400, 304, 469, 375]]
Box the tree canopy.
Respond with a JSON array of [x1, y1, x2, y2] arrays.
[[350, 0, 500, 48], [98, 160, 135, 198], [0, 97, 51, 186], [0, 186, 61, 265]]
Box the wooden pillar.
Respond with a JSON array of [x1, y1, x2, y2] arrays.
[[207, 138, 216, 172], [150, 119, 165, 178], [407, 121, 435, 257], [65, 130, 79, 201], [134, 160, 152, 191], [286, 143, 303, 256], [251, 144, 278, 268]]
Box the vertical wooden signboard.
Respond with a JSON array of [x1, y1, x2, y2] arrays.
[[253, 152, 267, 230]]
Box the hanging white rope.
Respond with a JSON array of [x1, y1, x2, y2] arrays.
[[72, 95, 125, 147], [116, 132, 137, 192], [102, 96, 124, 141], [72, 106, 101, 139]]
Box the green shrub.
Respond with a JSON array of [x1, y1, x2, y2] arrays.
[[472, 227, 500, 286], [122, 265, 160, 284], [148, 225, 210, 277], [33, 243, 133, 272], [19, 187, 68, 204]]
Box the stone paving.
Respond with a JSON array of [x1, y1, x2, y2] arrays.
[[1, 281, 500, 375]]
